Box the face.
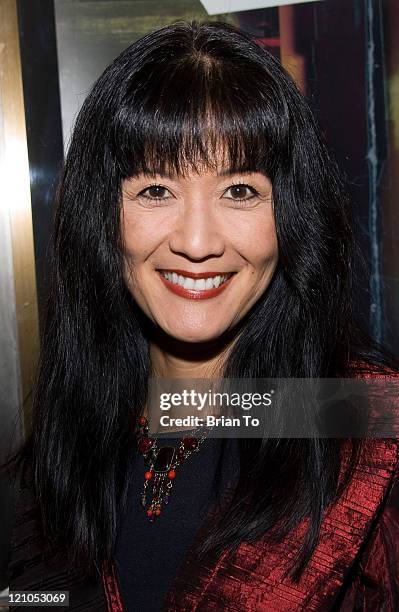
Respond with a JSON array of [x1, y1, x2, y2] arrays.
[[121, 164, 278, 343]]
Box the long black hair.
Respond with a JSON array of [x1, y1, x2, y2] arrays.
[[5, 20, 398, 580]]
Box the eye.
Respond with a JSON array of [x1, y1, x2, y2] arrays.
[[138, 185, 172, 200], [223, 184, 259, 201]]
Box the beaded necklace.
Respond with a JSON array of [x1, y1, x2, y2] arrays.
[[136, 416, 211, 521]]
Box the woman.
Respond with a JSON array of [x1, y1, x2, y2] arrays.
[[4, 20, 399, 611]]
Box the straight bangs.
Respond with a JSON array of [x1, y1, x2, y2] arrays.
[[112, 49, 291, 179]]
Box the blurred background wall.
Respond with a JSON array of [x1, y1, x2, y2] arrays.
[[0, 0, 40, 592]]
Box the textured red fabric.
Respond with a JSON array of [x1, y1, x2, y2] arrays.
[[102, 560, 124, 612], [102, 365, 399, 611], [338, 472, 399, 611], [102, 439, 399, 611]]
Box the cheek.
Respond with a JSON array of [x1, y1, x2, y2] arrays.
[[121, 214, 152, 264], [121, 218, 147, 293], [238, 215, 279, 269], [261, 229, 279, 266]]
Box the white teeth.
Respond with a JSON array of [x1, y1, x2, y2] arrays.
[[195, 279, 206, 290], [183, 277, 195, 290], [159, 271, 231, 290]]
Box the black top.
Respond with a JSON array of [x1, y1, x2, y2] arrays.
[[114, 436, 239, 611]]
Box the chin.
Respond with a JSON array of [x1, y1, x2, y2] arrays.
[[164, 325, 226, 344]]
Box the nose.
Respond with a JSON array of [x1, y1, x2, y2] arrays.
[[168, 199, 225, 261]]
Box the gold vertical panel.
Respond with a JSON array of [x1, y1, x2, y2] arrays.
[[0, 0, 39, 434], [278, 6, 306, 94]]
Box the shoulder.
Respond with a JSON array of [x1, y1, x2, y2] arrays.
[[346, 358, 399, 379]]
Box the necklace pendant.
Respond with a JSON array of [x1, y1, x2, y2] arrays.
[[143, 446, 176, 521], [136, 416, 210, 522], [154, 446, 176, 472]]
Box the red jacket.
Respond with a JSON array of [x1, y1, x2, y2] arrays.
[[102, 438, 399, 611]]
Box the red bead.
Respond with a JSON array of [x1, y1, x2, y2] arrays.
[[139, 438, 154, 454], [138, 416, 147, 426], [176, 448, 185, 463], [183, 437, 198, 451], [155, 508, 161, 516], [144, 471, 153, 480], [168, 469, 176, 479], [147, 509, 153, 516]]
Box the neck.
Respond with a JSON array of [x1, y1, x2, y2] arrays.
[[139, 317, 245, 428], [148, 325, 239, 379]]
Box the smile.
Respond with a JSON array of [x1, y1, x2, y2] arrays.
[[157, 270, 236, 300]]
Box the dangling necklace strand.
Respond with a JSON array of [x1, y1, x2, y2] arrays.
[[136, 416, 211, 521]]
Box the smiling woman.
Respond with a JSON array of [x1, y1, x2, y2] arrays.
[[3, 20, 399, 612]]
